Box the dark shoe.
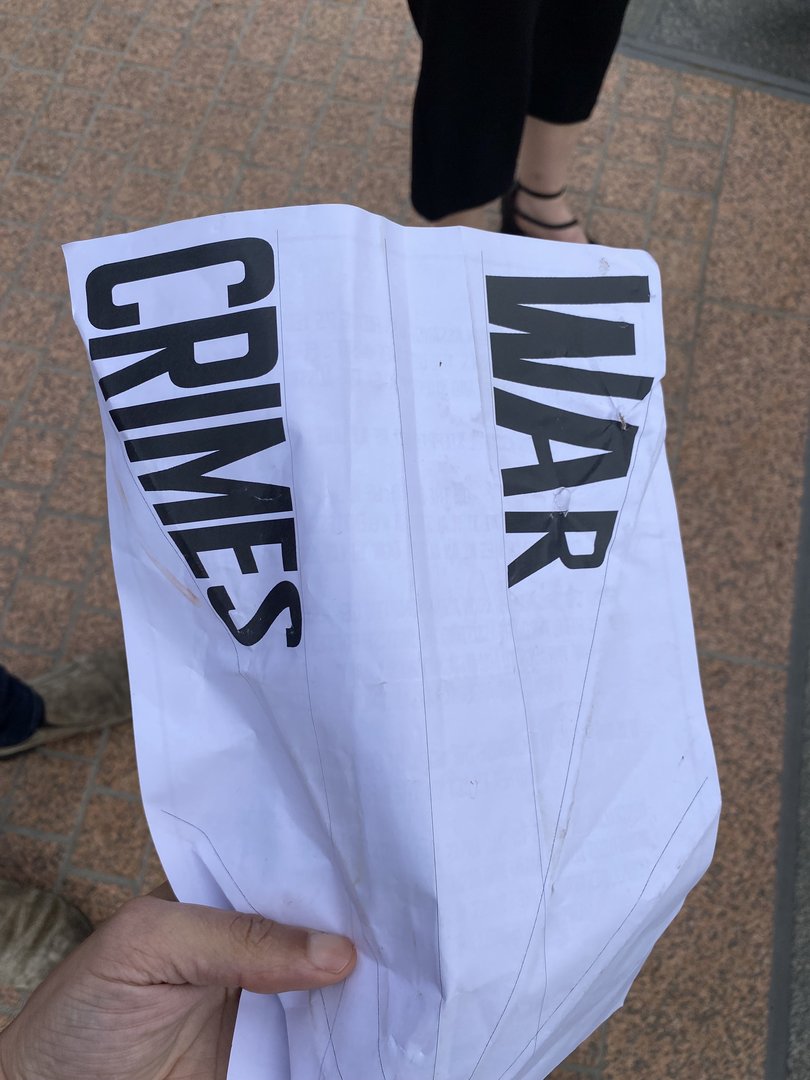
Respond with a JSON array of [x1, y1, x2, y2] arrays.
[[0, 880, 92, 992], [0, 651, 131, 759], [501, 181, 594, 243]]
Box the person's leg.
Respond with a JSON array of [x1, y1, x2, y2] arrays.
[[0, 665, 44, 749], [511, 0, 631, 241], [513, 119, 589, 242], [407, 0, 538, 224]]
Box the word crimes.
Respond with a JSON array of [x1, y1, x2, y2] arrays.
[[86, 238, 301, 649]]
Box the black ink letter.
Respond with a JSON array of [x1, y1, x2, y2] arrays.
[[495, 389, 638, 496], [91, 306, 278, 400], [110, 383, 281, 433], [505, 510, 618, 585], [86, 238, 275, 330], [169, 517, 298, 579], [208, 581, 302, 647], [486, 275, 652, 400], [126, 417, 291, 526]]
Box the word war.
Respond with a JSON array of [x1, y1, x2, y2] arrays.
[[486, 274, 652, 586]]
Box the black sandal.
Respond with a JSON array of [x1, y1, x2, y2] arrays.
[[501, 181, 594, 243]]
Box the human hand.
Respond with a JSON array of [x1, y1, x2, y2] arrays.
[[0, 883, 356, 1080]]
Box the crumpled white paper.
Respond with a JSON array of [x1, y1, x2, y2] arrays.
[[64, 204, 720, 1080]]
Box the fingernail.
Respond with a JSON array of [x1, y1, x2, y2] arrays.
[[307, 931, 354, 974]]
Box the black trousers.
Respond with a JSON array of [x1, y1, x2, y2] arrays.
[[0, 664, 44, 747], [407, 0, 630, 219]]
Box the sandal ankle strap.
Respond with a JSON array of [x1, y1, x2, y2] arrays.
[[513, 205, 579, 231], [515, 180, 567, 200], [508, 185, 579, 231]]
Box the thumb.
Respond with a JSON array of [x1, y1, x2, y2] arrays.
[[104, 896, 356, 994]]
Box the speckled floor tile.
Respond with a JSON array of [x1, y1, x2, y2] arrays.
[[603, 660, 785, 1080], [675, 305, 810, 664], [0, 832, 63, 891], [60, 876, 135, 926], [8, 752, 91, 836], [706, 91, 810, 315], [70, 793, 149, 881]]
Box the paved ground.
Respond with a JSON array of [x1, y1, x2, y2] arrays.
[[1, 1, 809, 1077]]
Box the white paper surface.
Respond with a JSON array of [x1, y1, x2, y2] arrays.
[[64, 205, 720, 1080]]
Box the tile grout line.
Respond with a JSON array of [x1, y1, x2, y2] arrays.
[[0, 2, 107, 314], [2, 823, 83, 846], [227, 0, 337, 211], [54, 722, 109, 893], [583, 55, 630, 246], [0, 0, 131, 659], [616, 68, 718, 438], [695, 297, 810, 324], [56, 863, 142, 890], [91, 0, 215, 228], [697, 648, 789, 672], [92, 786, 141, 803], [353, 17, 417, 216], [391, 26, 425, 222], [69, 0, 221, 232], [227, 0, 371, 213], [2, 414, 114, 661], [136, 0, 264, 223], [639, 67, 679, 249], [668, 86, 737, 482], [0, 0, 159, 317], [0, 9, 183, 662], [134, 830, 157, 896], [56, 507, 118, 677], [0, 757, 25, 835], [0, 439, 107, 663]]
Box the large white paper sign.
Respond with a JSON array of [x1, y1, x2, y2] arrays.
[[64, 205, 720, 1080]]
